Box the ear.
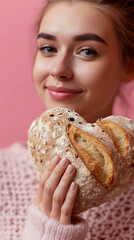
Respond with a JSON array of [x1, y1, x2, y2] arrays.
[[122, 58, 134, 83]]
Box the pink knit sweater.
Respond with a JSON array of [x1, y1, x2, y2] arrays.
[[1, 143, 134, 240]]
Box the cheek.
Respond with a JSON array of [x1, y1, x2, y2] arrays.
[[100, 58, 122, 91], [33, 54, 49, 86], [80, 57, 122, 90], [33, 56, 41, 86]]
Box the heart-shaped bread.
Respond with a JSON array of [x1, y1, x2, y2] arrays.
[[28, 108, 134, 214]]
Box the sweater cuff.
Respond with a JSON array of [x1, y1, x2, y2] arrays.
[[22, 204, 88, 240], [44, 214, 88, 240], [22, 204, 48, 240]]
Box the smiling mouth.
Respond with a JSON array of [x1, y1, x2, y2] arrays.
[[47, 86, 83, 100]]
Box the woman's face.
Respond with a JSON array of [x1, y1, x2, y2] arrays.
[[33, 1, 126, 122]]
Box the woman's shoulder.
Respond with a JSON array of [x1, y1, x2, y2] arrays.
[[0, 142, 28, 152], [0, 142, 38, 240], [0, 142, 29, 159], [0, 142, 36, 178]]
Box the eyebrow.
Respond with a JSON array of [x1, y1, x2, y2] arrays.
[[37, 32, 107, 45], [74, 33, 107, 45], [37, 33, 57, 41]]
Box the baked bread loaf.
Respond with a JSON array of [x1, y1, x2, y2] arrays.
[[28, 108, 134, 214]]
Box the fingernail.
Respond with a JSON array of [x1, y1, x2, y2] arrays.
[[70, 182, 77, 191], [60, 158, 68, 167], [66, 165, 74, 174], [51, 156, 59, 165]]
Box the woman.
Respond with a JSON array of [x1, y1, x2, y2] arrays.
[[1, 0, 134, 239]]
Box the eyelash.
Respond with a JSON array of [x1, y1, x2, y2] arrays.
[[78, 48, 98, 57], [39, 46, 57, 55], [39, 46, 98, 58]]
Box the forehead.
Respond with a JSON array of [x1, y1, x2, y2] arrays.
[[39, 2, 115, 37], [38, 0, 121, 54]]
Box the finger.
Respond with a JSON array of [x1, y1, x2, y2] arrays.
[[60, 182, 78, 225], [41, 158, 69, 214], [51, 164, 76, 220], [35, 156, 60, 206]]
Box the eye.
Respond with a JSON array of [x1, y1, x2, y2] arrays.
[[79, 48, 98, 58], [39, 46, 57, 55]]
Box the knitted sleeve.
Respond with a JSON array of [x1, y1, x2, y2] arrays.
[[22, 204, 88, 240]]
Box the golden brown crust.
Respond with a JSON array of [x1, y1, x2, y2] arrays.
[[97, 120, 130, 158], [28, 109, 134, 213], [66, 123, 114, 188]]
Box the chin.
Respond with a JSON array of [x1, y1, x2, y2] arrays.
[[45, 101, 73, 110], [43, 91, 86, 114], [45, 102, 86, 118]]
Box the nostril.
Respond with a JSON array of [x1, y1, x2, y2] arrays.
[[60, 75, 73, 80], [60, 76, 67, 79], [51, 70, 73, 80]]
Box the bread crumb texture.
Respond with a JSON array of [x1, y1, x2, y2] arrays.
[[28, 108, 134, 213]]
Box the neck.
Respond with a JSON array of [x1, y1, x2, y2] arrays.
[[84, 101, 114, 123]]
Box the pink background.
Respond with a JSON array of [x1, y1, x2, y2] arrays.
[[0, 0, 46, 148], [0, 0, 134, 148]]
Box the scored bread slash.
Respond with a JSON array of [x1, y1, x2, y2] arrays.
[[28, 108, 134, 214], [66, 123, 114, 188], [97, 120, 129, 158], [97, 115, 134, 163]]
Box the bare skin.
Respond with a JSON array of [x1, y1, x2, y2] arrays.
[[35, 156, 78, 224]]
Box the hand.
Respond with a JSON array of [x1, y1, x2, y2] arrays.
[[35, 156, 78, 225]]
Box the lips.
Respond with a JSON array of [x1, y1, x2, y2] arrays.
[[47, 86, 82, 93], [47, 86, 83, 100]]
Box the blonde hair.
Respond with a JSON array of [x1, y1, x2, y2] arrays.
[[36, 0, 134, 60]]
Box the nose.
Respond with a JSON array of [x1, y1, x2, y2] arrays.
[[50, 54, 73, 80]]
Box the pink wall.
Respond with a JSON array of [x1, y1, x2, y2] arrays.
[[0, 0, 134, 148], [0, 0, 46, 148]]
